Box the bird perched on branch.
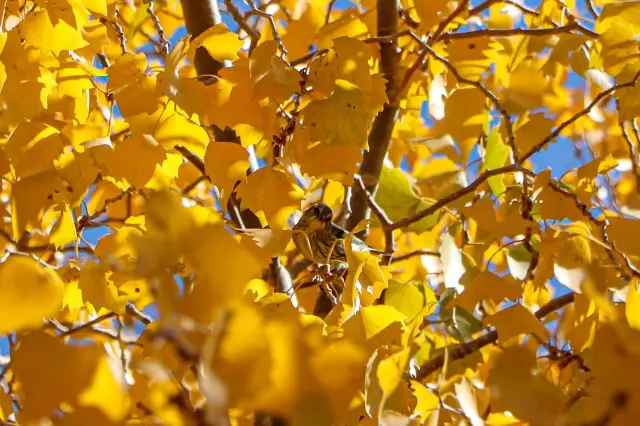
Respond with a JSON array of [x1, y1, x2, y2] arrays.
[[292, 203, 385, 268]]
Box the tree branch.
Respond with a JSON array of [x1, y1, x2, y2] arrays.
[[391, 164, 521, 230], [346, 0, 400, 235], [416, 292, 575, 381], [438, 22, 595, 41], [519, 69, 640, 163]]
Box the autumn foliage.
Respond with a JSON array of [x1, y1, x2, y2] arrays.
[[3, 0, 640, 424]]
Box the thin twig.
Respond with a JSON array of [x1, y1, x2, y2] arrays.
[[392, 164, 522, 230], [439, 22, 593, 41], [354, 175, 395, 260], [60, 312, 118, 337], [519, 69, 640, 163], [147, 0, 170, 55], [391, 249, 440, 263], [244, 0, 288, 59], [224, 0, 260, 53]]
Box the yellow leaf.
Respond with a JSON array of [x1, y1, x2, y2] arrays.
[[20, 7, 89, 55], [626, 279, 640, 331], [0, 256, 64, 334], [78, 261, 127, 314], [316, 13, 369, 49], [410, 381, 439, 421], [451, 270, 522, 312], [287, 127, 362, 185], [377, 347, 411, 396], [189, 23, 244, 63], [384, 280, 436, 320], [78, 354, 130, 422], [303, 79, 380, 150], [281, 3, 325, 59], [12, 332, 108, 421], [343, 305, 406, 350], [606, 217, 640, 259], [50, 203, 77, 249], [204, 142, 249, 207], [504, 64, 548, 111], [308, 37, 375, 95], [107, 135, 167, 188], [11, 169, 64, 238], [309, 339, 367, 421], [128, 107, 210, 157], [235, 167, 303, 230], [250, 40, 302, 103], [58, 263, 84, 312], [483, 303, 549, 342], [5, 121, 63, 179], [435, 87, 488, 160], [487, 346, 565, 426], [106, 53, 160, 117], [413, 0, 451, 31], [514, 112, 555, 155]]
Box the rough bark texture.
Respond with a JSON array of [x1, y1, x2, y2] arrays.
[[346, 0, 400, 234], [315, 0, 400, 318], [180, 0, 261, 229]]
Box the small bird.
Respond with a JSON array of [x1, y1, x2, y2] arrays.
[[292, 203, 385, 267]]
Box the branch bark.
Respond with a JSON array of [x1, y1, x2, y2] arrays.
[[416, 292, 575, 382], [312, 0, 400, 318], [346, 0, 400, 234]]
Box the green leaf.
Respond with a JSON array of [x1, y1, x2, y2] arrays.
[[483, 127, 510, 197], [374, 165, 440, 233], [385, 280, 436, 320]]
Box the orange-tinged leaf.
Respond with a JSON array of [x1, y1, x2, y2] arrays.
[[435, 87, 488, 160], [78, 261, 127, 314], [11, 169, 64, 238], [487, 346, 565, 426], [606, 217, 640, 259], [413, 0, 450, 30], [514, 112, 555, 155], [189, 23, 244, 63], [78, 354, 130, 421], [205, 141, 249, 207], [235, 167, 303, 230], [13, 331, 99, 420], [484, 303, 549, 342], [316, 13, 369, 50], [0, 256, 64, 334], [626, 279, 640, 331]]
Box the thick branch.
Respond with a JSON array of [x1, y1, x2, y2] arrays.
[[346, 0, 400, 235], [417, 292, 575, 381]]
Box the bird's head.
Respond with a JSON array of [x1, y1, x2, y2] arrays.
[[295, 203, 334, 231]]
